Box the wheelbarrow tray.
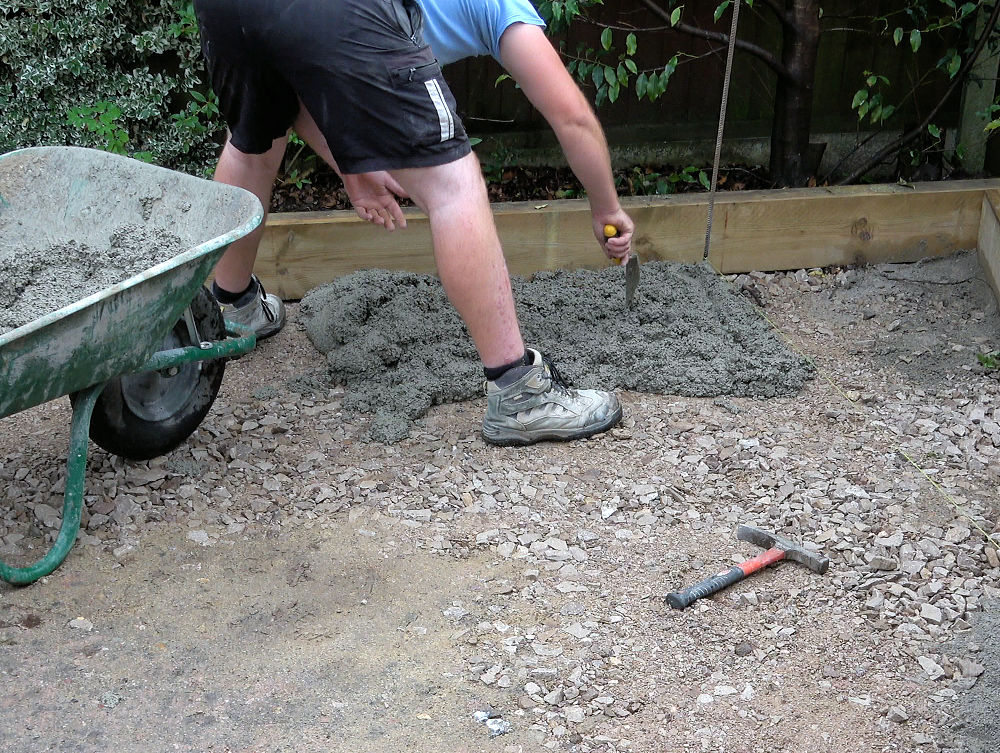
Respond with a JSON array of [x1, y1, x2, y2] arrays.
[[0, 146, 263, 419]]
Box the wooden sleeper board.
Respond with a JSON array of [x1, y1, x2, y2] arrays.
[[978, 192, 1000, 307], [253, 179, 1000, 300]]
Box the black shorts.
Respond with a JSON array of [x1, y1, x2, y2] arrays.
[[193, 0, 470, 173]]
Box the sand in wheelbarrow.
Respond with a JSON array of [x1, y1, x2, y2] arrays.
[[0, 224, 187, 335], [299, 261, 814, 443]]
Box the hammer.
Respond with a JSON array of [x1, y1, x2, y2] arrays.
[[666, 524, 830, 610]]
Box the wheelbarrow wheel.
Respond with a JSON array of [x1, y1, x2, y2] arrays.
[[72, 286, 226, 461]]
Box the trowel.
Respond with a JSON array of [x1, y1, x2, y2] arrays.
[[623, 252, 639, 308], [604, 224, 639, 308]]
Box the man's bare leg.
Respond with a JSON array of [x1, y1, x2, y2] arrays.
[[387, 153, 524, 369], [389, 152, 621, 446], [211, 135, 286, 293]]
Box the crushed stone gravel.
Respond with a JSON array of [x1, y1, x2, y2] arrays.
[[0, 251, 998, 753]]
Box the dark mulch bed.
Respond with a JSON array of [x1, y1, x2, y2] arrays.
[[269, 162, 773, 213]]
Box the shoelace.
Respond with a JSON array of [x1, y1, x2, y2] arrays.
[[254, 277, 277, 323], [541, 354, 571, 391]]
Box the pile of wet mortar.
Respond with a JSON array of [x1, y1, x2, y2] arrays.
[[299, 261, 814, 442], [0, 223, 187, 335]]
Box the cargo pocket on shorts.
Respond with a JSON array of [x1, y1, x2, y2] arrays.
[[389, 61, 458, 147]]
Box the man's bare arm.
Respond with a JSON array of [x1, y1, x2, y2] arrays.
[[499, 22, 633, 259]]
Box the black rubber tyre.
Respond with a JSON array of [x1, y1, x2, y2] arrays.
[[71, 286, 226, 461]]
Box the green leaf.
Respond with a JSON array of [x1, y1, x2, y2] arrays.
[[714, 0, 730, 23], [608, 81, 620, 103], [636, 72, 648, 99], [852, 90, 868, 109], [698, 170, 711, 190], [670, 7, 682, 26], [909, 28, 921, 53], [604, 65, 617, 87], [893, 27, 903, 46], [649, 72, 664, 100], [881, 104, 896, 121], [866, 74, 877, 87], [947, 51, 961, 78], [617, 63, 628, 85], [928, 123, 941, 138], [858, 101, 871, 119], [592, 65, 605, 88], [985, 119, 1000, 134], [601, 27, 613, 51], [625, 58, 638, 75], [626, 32, 637, 56]]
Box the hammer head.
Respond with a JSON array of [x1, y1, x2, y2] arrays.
[[737, 524, 829, 574]]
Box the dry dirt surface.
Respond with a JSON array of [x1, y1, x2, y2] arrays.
[[1, 252, 999, 753]]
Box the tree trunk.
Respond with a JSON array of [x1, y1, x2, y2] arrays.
[[768, 0, 822, 186]]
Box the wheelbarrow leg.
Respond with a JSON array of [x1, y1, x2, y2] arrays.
[[0, 383, 103, 586]]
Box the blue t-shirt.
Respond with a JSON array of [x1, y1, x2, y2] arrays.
[[417, 0, 545, 66]]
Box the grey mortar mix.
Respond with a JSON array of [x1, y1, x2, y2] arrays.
[[300, 261, 814, 442], [0, 223, 188, 335]]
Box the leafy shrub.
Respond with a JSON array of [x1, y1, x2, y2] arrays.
[[0, 0, 222, 174]]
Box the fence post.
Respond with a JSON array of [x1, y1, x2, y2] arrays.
[[957, 8, 1000, 174]]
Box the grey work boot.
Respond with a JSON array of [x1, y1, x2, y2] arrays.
[[216, 275, 286, 340], [482, 348, 622, 446]]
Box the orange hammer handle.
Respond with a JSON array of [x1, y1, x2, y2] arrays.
[[666, 546, 787, 609], [738, 547, 786, 576]]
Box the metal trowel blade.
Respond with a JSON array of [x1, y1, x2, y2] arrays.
[[624, 253, 640, 308]]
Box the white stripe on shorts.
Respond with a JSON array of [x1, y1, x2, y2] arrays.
[[424, 78, 455, 142]]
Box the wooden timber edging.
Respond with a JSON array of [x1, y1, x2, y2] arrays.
[[255, 178, 1000, 301], [979, 190, 1000, 306]]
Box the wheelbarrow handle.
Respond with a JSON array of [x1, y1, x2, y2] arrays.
[[0, 383, 103, 585]]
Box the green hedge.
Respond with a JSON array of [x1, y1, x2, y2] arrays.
[[0, 1, 222, 174]]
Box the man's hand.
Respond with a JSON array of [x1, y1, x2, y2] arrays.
[[342, 171, 409, 231], [594, 208, 634, 262]]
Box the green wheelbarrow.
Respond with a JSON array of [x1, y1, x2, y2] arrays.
[[0, 146, 264, 585]]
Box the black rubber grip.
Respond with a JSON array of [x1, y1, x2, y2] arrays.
[[666, 566, 745, 610]]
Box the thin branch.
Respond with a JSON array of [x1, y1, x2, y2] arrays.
[[637, 0, 793, 80], [819, 128, 883, 182], [674, 22, 791, 79], [822, 64, 941, 182], [836, 0, 1000, 184]]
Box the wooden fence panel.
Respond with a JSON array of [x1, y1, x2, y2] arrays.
[[442, 0, 959, 142]]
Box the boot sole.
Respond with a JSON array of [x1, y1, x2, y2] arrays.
[[481, 404, 623, 447]]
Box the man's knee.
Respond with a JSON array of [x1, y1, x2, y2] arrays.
[[222, 134, 287, 167]]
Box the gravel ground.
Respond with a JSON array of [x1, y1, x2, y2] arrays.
[[1, 252, 998, 753]]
